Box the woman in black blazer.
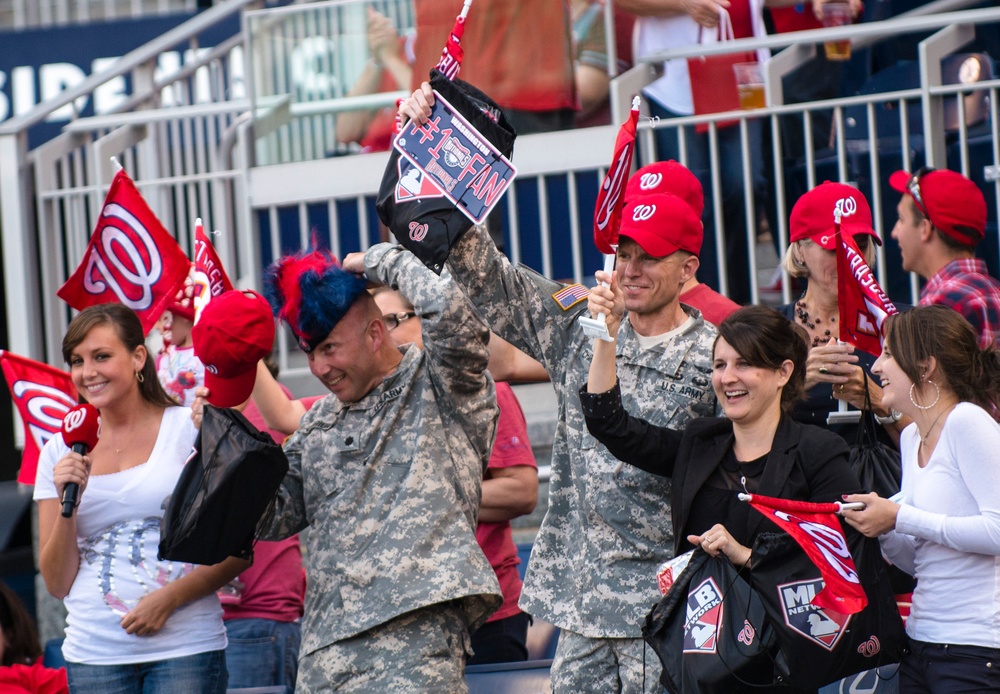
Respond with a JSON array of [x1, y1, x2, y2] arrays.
[[581, 284, 860, 566]]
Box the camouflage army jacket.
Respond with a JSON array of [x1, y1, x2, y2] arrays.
[[447, 224, 718, 638], [260, 244, 502, 655]]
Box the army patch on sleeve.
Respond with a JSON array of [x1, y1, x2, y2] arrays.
[[552, 284, 589, 310]]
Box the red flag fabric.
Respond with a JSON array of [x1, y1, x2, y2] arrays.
[[434, 11, 467, 80], [836, 229, 898, 357], [593, 98, 640, 254], [0, 351, 77, 484], [192, 220, 234, 324], [56, 169, 191, 334], [744, 493, 868, 615]]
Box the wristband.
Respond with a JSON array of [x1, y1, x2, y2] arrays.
[[875, 409, 901, 426]]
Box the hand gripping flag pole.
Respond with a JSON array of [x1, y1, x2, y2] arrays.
[[579, 96, 640, 342]]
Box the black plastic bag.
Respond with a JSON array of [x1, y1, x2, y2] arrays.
[[159, 405, 288, 565], [643, 549, 786, 693], [376, 69, 516, 274], [748, 530, 907, 690], [851, 371, 903, 497]]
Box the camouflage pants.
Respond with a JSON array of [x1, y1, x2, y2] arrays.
[[552, 629, 662, 694], [296, 603, 471, 693]]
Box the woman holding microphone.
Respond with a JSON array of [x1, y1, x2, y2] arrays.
[[33, 304, 246, 693]]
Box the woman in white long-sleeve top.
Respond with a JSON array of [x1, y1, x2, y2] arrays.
[[844, 305, 1000, 693]]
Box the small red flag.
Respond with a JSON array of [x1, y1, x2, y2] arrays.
[[56, 169, 191, 334], [434, 1, 471, 80], [192, 219, 234, 324], [836, 229, 898, 357], [744, 493, 868, 615], [0, 351, 78, 484], [593, 97, 640, 254]]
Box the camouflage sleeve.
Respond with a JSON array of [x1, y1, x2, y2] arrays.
[[445, 224, 588, 379], [257, 431, 309, 540], [364, 243, 498, 463]]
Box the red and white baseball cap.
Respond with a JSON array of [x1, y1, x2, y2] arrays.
[[624, 160, 705, 218], [789, 181, 881, 250], [192, 290, 276, 408], [889, 168, 987, 247], [619, 193, 703, 258]]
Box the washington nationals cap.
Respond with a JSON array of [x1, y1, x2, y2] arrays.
[[619, 193, 704, 258], [789, 181, 881, 250], [889, 168, 987, 247], [624, 160, 705, 218], [192, 290, 276, 408]]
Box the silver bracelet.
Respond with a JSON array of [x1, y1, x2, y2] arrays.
[[875, 409, 901, 426]]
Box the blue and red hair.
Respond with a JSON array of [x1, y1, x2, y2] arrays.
[[263, 249, 368, 352]]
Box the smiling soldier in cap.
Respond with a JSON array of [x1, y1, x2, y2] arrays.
[[244, 243, 500, 693], [445, 181, 718, 691], [890, 167, 1000, 349]]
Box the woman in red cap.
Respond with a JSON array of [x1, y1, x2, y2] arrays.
[[777, 181, 908, 447], [33, 303, 247, 694]]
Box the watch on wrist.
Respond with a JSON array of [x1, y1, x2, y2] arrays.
[[875, 409, 901, 426]]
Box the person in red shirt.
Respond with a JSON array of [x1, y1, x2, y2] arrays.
[[411, 0, 577, 134]]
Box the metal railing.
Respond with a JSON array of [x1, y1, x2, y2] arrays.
[[1, 0, 197, 30]]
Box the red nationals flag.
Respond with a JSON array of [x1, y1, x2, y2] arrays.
[[435, 0, 473, 80], [0, 351, 77, 484], [192, 218, 234, 324], [593, 96, 640, 254], [836, 228, 898, 358], [56, 169, 191, 334], [743, 493, 868, 615]]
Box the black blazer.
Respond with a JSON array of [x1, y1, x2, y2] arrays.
[[581, 386, 860, 555]]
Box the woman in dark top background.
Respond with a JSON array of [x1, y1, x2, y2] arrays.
[[580, 284, 860, 566]]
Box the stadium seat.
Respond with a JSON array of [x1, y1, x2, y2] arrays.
[[465, 658, 553, 694]]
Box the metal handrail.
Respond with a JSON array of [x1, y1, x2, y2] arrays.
[[0, 0, 261, 135], [638, 5, 1000, 64]]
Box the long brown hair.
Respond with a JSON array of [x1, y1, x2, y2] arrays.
[[883, 305, 1000, 413], [0, 581, 41, 666], [717, 305, 809, 413], [62, 304, 176, 408]]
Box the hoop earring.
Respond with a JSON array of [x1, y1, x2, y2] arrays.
[[135, 370, 145, 383], [909, 379, 939, 410]]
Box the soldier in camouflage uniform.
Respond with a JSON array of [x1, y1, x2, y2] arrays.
[[443, 189, 720, 692], [258, 243, 502, 693]]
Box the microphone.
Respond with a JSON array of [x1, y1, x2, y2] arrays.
[[60, 404, 101, 518]]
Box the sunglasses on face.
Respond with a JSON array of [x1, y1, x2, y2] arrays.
[[383, 311, 416, 331]]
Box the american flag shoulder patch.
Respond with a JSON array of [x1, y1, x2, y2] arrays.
[[552, 284, 589, 310]]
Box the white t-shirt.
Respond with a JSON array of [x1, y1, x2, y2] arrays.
[[633, 0, 769, 115], [878, 402, 1000, 648], [34, 406, 228, 665]]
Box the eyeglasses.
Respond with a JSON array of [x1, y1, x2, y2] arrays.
[[383, 311, 416, 331], [905, 167, 936, 223]]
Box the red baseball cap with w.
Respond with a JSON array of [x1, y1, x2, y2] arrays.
[[192, 290, 276, 408], [619, 193, 703, 257], [624, 160, 705, 218]]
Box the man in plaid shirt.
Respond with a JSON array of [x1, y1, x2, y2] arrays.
[[889, 167, 999, 349]]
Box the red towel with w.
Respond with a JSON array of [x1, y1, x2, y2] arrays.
[[0, 350, 77, 484], [744, 493, 868, 614], [56, 169, 191, 334], [836, 230, 898, 358]]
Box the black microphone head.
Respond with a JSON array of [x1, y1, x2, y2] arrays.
[[61, 403, 101, 451]]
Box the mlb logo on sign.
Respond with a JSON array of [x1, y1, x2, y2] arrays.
[[394, 158, 445, 203], [778, 579, 852, 651], [683, 577, 724, 654]]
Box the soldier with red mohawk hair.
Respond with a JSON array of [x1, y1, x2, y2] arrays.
[[256, 243, 502, 692]]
